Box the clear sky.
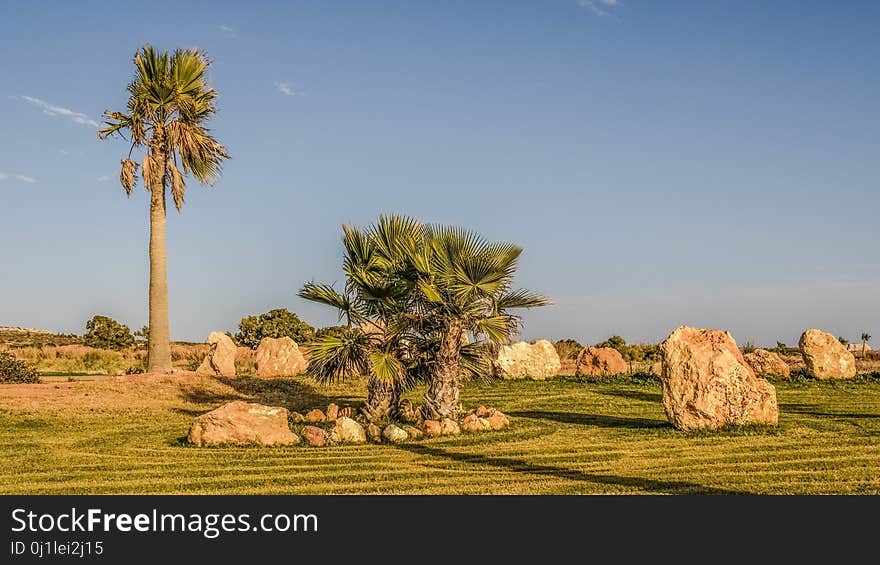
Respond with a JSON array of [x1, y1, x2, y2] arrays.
[[0, 1, 877, 347]]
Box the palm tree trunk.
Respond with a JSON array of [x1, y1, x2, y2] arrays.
[[421, 318, 463, 421], [146, 132, 172, 373], [360, 377, 399, 422]]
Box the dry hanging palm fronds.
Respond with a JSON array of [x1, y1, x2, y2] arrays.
[[141, 153, 158, 192], [168, 160, 186, 210], [119, 159, 139, 195]]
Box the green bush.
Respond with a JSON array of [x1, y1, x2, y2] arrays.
[[595, 335, 660, 363], [0, 352, 40, 383], [235, 308, 315, 349], [554, 339, 583, 360], [83, 315, 135, 350]]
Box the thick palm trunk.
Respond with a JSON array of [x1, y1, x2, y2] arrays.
[[360, 377, 399, 422], [146, 129, 172, 373], [421, 318, 463, 421]]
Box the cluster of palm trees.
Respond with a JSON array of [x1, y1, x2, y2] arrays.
[[299, 215, 549, 422], [99, 46, 548, 420]]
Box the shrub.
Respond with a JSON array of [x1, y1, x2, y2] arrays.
[[235, 308, 315, 349], [0, 352, 40, 383], [554, 339, 583, 360], [742, 341, 756, 355], [595, 336, 660, 363], [83, 315, 135, 350]]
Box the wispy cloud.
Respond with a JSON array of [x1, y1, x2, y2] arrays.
[[218, 24, 236, 36], [19, 95, 100, 128], [1, 172, 37, 184], [577, 0, 622, 17], [274, 81, 306, 97]]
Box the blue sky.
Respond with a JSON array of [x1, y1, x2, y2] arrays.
[[0, 0, 877, 347]]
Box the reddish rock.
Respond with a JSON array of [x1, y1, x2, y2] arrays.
[[300, 426, 328, 447], [424, 419, 442, 437], [576, 347, 628, 376], [305, 409, 326, 423]]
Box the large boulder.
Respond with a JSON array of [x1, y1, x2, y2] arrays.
[[660, 326, 778, 431], [254, 337, 307, 378], [799, 329, 857, 379], [575, 347, 628, 376], [744, 349, 791, 379], [495, 339, 561, 380], [187, 401, 299, 446], [196, 332, 237, 377]]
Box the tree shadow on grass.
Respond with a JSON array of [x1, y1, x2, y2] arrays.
[[592, 389, 663, 403], [509, 410, 670, 429], [178, 377, 361, 413], [398, 443, 747, 495], [780, 403, 880, 420]]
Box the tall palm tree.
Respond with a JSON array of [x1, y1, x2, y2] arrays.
[[299, 217, 423, 421], [99, 46, 229, 372], [862, 332, 872, 354], [407, 226, 550, 420]]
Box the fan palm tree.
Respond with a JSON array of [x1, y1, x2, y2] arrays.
[[99, 46, 229, 372], [299, 217, 423, 421], [862, 332, 872, 354], [407, 225, 550, 420]]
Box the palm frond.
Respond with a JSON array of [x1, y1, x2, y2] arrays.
[[496, 289, 552, 310], [119, 159, 139, 195], [302, 328, 371, 384], [167, 160, 186, 210], [369, 350, 403, 382]]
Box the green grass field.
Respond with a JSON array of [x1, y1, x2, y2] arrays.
[[1, 375, 879, 494]]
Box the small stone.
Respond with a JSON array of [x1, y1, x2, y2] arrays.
[[300, 426, 327, 447], [424, 419, 442, 437], [382, 424, 409, 443], [366, 423, 382, 442], [402, 425, 424, 439], [460, 413, 485, 432], [475, 405, 493, 418], [486, 412, 509, 430], [305, 409, 326, 423], [289, 411, 306, 423], [329, 417, 366, 443], [440, 418, 461, 435], [326, 403, 339, 421]]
